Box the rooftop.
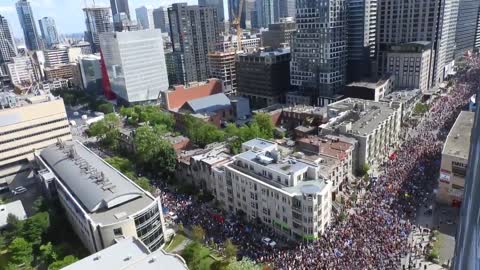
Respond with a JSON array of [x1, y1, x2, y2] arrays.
[[346, 76, 392, 90], [183, 93, 231, 114], [389, 41, 432, 53], [443, 111, 474, 159], [38, 140, 154, 224], [242, 138, 276, 152], [239, 47, 290, 58], [62, 237, 187, 270], [282, 179, 329, 196], [0, 200, 27, 228], [0, 93, 59, 110], [236, 150, 311, 176], [297, 135, 354, 160], [381, 89, 421, 103]]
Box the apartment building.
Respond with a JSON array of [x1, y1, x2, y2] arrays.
[[380, 89, 421, 122], [320, 98, 401, 169], [83, 7, 113, 53], [0, 93, 71, 178], [208, 51, 237, 95], [44, 63, 77, 80], [6, 56, 37, 86], [215, 139, 332, 241], [35, 140, 166, 253], [437, 111, 474, 206], [386, 42, 433, 92], [261, 19, 296, 49]]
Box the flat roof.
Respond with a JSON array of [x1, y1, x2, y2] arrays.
[[443, 111, 474, 159], [0, 200, 27, 228], [242, 138, 276, 151], [237, 150, 311, 176], [39, 141, 154, 224], [381, 89, 421, 103], [282, 179, 329, 196], [297, 135, 353, 160], [62, 237, 187, 270]]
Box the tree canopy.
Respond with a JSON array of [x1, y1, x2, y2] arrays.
[[9, 237, 33, 266], [119, 105, 174, 129], [182, 115, 225, 147], [48, 255, 79, 270]]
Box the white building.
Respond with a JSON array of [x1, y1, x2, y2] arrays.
[[35, 140, 166, 253], [135, 6, 155, 30], [99, 29, 169, 104], [6, 56, 36, 86], [0, 200, 27, 229], [216, 139, 332, 241]]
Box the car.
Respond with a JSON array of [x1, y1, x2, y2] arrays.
[[261, 237, 276, 247], [12, 186, 27, 195]]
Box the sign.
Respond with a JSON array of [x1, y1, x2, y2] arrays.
[[439, 169, 451, 184]]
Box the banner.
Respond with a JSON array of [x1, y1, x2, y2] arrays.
[[439, 169, 451, 184]]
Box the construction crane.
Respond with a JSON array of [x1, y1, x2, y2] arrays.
[[231, 0, 245, 52]]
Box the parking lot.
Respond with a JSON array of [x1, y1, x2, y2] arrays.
[[0, 171, 43, 217]]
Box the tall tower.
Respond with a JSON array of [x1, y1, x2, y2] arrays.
[[290, 0, 348, 106], [436, 0, 459, 82], [199, 0, 225, 22], [16, 0, 41, 50], [83, 7, 113, 53], [0, 14, 17, 63], [110, 0, 131, 31], [135, 6, 154, 30], [455, 0, 480, 56], [169, 3, 221, 84], [39, 17, 59, 48], [153, 7, 169, 33]]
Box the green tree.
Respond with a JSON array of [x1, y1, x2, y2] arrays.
[[22, 212, 50, 247], [181, 242, 211, 270], [134, 126, 177, 175], [48, 255, 79, 270], [8, 237, 33, 266], [105, 156, 135, 173], [191, 225, 206, 242], [183, 115, 224, 147], [135, 177, 155, 193], [39, 242, 58, 266], [87, 113, 121, 150], [97, 103, 114, 114], [224, 239, 238, 260], [252, 113, 274, 139]]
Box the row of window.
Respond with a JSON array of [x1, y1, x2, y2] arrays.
[[0, 125, 69, 145], [0, 117, 68, 136], [0, 132, 71, 154]]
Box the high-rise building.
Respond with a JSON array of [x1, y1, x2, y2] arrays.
[[290, 0, 348, 106], [453, 93, 480, 270], [38, 17, 59, 48], [6, 56, 37, 86], [99, 29, 169, 105], [261, 18, 296, 48], [277, 0, 296, 19], [78, 54, 103, 93], [376, 0, 443, 84], [455, 0, 480, 57], [237, 48, 291, 108], [199, 0, 225, 22], [169, 3, 221, 84], [110, 0, 131, 31], [16, 0, 41, 50], [83, 7, 113, 53], [257, 0, 275, 28], [208, 51, 237, 95], [153, 7, 169, 33], [135, 6, 155, 30], [0, 15, 17, 64], [346, 0, 377, 82], [436, 0, 459, 82]]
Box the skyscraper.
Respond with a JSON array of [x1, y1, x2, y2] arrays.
[[278, 0, 296, 19], [153, 7, 169, 33], [16, 0, 41, 50], [199, 0, 225, 22], [169, 3, 221, 84], [436, 0, 459, 82], [453, 93, 480, 270], [83, 7, 113, 53], [110, 0, 131, 31], [346, 0, 377, 82], [135, 6, 154, 30], [376, 0, 443, 83], [455, 0, 480, 57], [290, 0, 348, 106], [0, 15, 17, 63], [99, 29, 169, 104], [38, 17, 59, 48], [257, 0, 275, 28]]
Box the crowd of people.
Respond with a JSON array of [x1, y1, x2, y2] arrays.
[[159, 56, 480, 269]]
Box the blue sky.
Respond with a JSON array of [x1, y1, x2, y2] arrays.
[[0, 0, 228, 38]]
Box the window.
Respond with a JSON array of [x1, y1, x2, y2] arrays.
[[113, 228, 123, 236], [452, 161, 467, 177]]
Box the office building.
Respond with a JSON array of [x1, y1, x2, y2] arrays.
[[44, 63, 77, 80], [99, 29, 169, 104], [169, 3, 221, 84], [320, 98, 401, 169], [199, 0, 225, 22], [208, 51, 237, 95], [256, 0, 275, 28], [111, 0, 131, 31], [16, 0, 41, 50], [386, 42, 433, 92], [290, 0, 348, 106], [436, 0, 459, 82], [376, 0, 442, 83], [35, 140, 166, 253], [72, 41, 93, 55], [0, 93, 71, 178], [164, 49, 184, 86], [43, 48, 69, 67], [135, 6, 154, 30], [343, 75, 393, 101], [6, 56, 37, 86], [437, 111, 474, 206], [62, 237, 187, 270], [153, 7, 169, 33], [237, 48, 290, 108], [0, 15, 17, 63], [346, 0, 377, 81], [83, 7, 113, 53], [217, 34, 261, 52], [38, 17, 59, 48], [453, 94, 480, 270], [275, 0, 296, 21], [219, 139, 333, 241], [78, 54, 102, 93], [455, 0, 480, 56], [261, 18, 296, 48]]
